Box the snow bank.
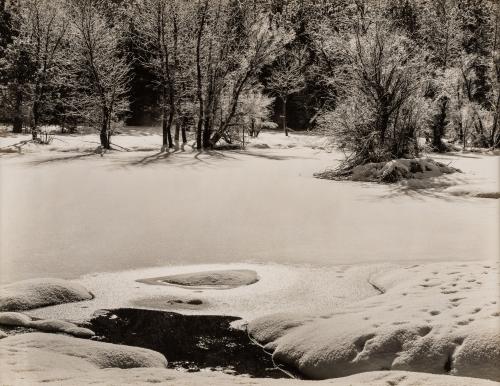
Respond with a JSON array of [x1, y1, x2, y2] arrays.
[[138, 269, 259, 289], [350, 158, 460, 183], [1, 363, 498, 385], [0, 312, 95, 338], [0, 333, 168, 370], [0, 278, 93, 311], [248, 261, 499, 382]]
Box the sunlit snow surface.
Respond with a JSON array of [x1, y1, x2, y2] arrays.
[[0, 130, 498, 285], [27, 262, 385, 321]]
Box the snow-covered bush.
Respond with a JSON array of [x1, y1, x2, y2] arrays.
[[317, 24, 427, 174]]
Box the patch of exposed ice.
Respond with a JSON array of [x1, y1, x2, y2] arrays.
[[27, 263, 384, 323]]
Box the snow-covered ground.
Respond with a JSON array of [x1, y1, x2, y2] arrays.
[[0, 129, 498, 283], [0, 128, 498, 384]]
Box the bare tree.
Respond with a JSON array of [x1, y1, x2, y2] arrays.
[[1, 0, 67, 138], [191, 1, 292, 149], [66, 0, 130, 150], [133, 0, 188, 151]]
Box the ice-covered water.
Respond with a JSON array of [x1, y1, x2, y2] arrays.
[[0, 132, 498, 284]]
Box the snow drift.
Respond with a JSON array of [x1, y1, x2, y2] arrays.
[[0, 312, 94, 338], [351, 158, 460, 183], [248, 261, 499, 382], [0, 278, 93, 311], [316, 158, 460, 183], [0, 332, 168, 369]]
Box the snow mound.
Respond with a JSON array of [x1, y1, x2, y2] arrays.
[[0, 311, 95, 338], [0, 278, 93, 311], [351, 158, 460, 183], [0, 333, 168, 370], [248, 262, 499, 382], [138, 269, 259, 289], [1, 366, 498, 385]]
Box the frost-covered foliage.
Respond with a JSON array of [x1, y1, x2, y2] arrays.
[[318, 24, 427, 172], [0, 278, 93, 311], [64, 0, 130, 149]]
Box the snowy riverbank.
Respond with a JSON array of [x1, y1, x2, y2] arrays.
[[0, 260, 498, 384], [1, 130, 498, 384]]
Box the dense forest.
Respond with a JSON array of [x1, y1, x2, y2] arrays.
[[0, 0, 498, 164]]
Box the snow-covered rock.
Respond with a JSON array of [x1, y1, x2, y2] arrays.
[[248, 262, 500, 382], [350, 158, 460, 183], [0, 312, 95, 338], [138, 269, 259, 289], [0, 333, 168, 370], [0, 311, 33, 326], [0, 278, 93, 311]]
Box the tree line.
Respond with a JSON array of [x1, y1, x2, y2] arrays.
[[0, 0, 498, 159]]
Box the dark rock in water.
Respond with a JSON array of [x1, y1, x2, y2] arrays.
[[90, 308, 292, 379]]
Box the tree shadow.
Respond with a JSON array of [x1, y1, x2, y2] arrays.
[[27, 152, 97, 165], [228, 149, 306, 161], [376, 175, 471, 201], [119, 149, 237, 167]]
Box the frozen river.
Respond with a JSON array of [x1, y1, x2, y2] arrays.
[[0, 132, 498, 284]]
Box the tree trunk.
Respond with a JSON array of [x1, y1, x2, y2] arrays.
[[432, 97, 448, 152], [490, 91, 500, 147], [100, 114, 110, 150], [283, 96, 288, 136], [202, 114, 212, 148], [31, 99, 40, 140], [12, 87, 23, 133], [378, 108, 389, 145], [161, 103, 172, 149], [174, 111, 180, 149]]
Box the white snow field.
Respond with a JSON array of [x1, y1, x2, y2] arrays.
[[248, 261, 500, 381], [0, 278, 93, 311], [0, 129, 498, 384], [0, 130, 498, 284]]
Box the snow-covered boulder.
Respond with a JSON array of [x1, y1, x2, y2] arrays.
[[0, 278, 93, 311], [138, 269, 259, 289], [350, 158, 460, 183], [0, 311, 95, 338], [249, 262, 500, 382], [0, 333, 168, 369]]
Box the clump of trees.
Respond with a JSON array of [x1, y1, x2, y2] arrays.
[[0, 0, 498, 156]]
